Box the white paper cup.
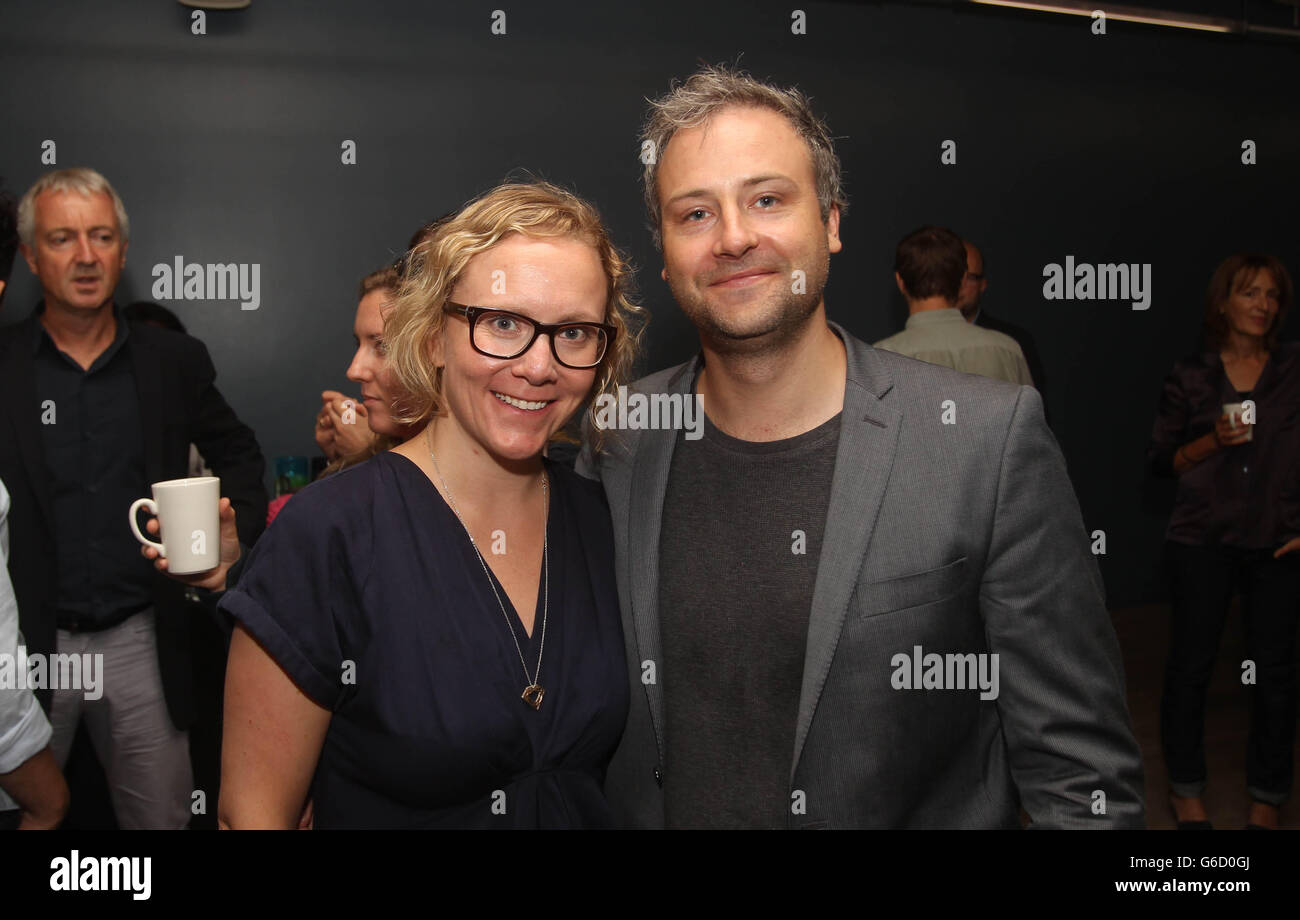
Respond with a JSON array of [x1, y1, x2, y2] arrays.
[[1222, 402, 1254, 441], [128, 477, 221, 575]]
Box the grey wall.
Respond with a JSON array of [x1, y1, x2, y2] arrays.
[[2, 0, 1297, 606]]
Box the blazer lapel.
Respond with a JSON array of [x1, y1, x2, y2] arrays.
[[626, 356, 700, 762], [791, 326, 901, 781], [2, 317, 55, 525]]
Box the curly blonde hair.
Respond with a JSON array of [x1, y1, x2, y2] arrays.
[[384, 180, 645, 452]]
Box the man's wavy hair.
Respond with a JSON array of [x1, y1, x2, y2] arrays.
[[384, 180, 645, 452], [640, 62, 848, 250]]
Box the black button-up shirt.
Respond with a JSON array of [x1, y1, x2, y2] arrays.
[[1148, 343, 1300, 549], [33, 304, 153, 627]]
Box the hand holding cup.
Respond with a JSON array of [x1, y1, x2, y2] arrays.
[[130, 478, 239, 592], [1214, 406, 1253, 447], [139, 497, 240, 592]]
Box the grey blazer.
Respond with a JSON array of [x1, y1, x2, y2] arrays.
[[576, 322, 1145, 828]]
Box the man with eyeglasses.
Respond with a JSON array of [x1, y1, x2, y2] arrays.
[[957, 238, 1049, 404]]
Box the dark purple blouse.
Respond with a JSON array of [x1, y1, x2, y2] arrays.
[[1147, 342, 1300, 549]]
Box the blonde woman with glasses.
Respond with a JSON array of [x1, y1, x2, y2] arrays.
[[216, 181, 643, 828]]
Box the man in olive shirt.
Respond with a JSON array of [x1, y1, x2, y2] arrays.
[[874, 226, 1033, 386]]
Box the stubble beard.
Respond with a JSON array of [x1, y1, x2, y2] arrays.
[[668, 248, 831, 358]]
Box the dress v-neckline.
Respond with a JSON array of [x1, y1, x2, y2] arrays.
[[385, 450, 551, 642]]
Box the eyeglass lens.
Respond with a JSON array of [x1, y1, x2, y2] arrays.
[[473, 310, 607, 366]]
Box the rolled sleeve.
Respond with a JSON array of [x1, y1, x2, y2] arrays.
[[216, 487, 360, 710]]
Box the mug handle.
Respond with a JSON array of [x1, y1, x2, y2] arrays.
[[129, 498, 166, 555]]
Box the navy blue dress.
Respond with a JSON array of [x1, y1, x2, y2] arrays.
[[218, 451, 629, 828]]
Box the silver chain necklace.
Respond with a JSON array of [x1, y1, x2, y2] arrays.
[[426, 428, 548, 710]]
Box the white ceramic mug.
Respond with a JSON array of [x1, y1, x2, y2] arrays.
[[128, 477, 221, 575], [1222, 402, 1255, 442]]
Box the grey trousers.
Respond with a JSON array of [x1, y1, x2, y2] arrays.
[[49, 609, 193, 829]]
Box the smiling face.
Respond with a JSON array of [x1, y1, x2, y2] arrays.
[[346, 286, 403, 437], [655, 105, 841, 351], [434, 233, 607, 463], [22, 189, 127, 315], [1223, 267, 1280, 342]]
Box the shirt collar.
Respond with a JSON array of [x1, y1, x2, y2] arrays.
[[904, 307, 966, 328], [32, 300, 131, 362]]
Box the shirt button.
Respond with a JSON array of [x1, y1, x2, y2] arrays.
[[653, 766, 663, 787]]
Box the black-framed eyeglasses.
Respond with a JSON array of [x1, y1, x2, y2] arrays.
[[443, 302, 616, 369]]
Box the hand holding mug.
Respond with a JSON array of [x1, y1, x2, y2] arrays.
[[140, 497, 242, 592], [1214, 410, 1253, 448], [129, 477, 232, 589]]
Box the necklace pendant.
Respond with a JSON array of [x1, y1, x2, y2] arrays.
[[521, 684, 545, 710]]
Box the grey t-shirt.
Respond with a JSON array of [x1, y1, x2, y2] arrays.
[[659, 392, 840, 828]]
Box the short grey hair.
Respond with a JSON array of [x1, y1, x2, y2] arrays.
[[640, 63, 848, 250], [18, 168, 130, 246]]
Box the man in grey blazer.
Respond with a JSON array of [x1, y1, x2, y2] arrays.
[[577, 64, 1144, 828]]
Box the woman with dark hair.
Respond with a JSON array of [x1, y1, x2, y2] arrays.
[[1148, 253, 1300, 829]]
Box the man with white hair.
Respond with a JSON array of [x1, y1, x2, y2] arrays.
[[0, 168, 267, 828]]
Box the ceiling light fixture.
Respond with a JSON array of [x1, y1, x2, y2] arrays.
[[969, 1, 1236, 32]]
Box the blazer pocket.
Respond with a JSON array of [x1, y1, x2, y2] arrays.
[[853, 556, 968, 619]]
